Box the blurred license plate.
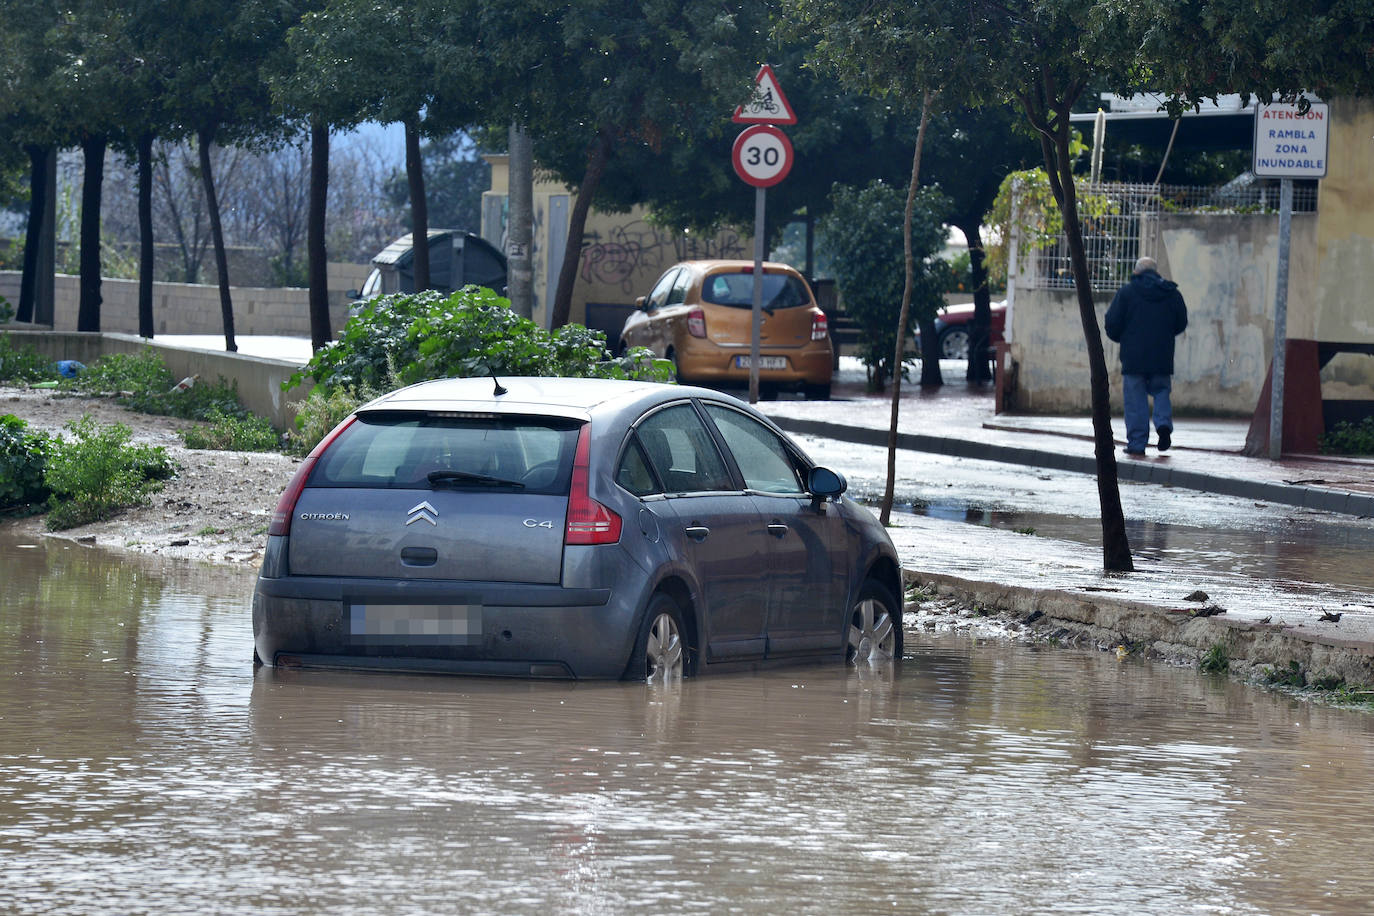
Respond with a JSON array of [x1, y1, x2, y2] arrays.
[[348, 603, 481, 646], [734, 355, 787, 370]]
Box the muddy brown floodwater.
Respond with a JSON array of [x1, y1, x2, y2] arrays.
[[5, 529, 1374, 914]]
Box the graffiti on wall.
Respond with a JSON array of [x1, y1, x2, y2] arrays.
[[580, 219, 747, 295]]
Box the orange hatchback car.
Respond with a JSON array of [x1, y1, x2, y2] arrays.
[[619, 260, 835, 399]]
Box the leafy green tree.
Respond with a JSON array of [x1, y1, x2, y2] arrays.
[[923, 105, 1041, 382], [157, 0, 297, 352], [285, 0, 483, 296], [383, 135, 489, 236], [791, 0, 1374, 572], [821, 181, 948, 391], [479, 0, 772, 327]]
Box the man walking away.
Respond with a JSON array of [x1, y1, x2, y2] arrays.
[[1105, 256, 1188, 456]]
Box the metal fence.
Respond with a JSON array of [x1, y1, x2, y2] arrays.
[[1023, 181, 1319, 292]]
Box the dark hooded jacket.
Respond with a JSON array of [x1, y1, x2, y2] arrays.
[[1104, 270, 1188, 375]]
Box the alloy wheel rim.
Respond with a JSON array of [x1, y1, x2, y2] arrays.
[[646, 613, 684, 681], [848, 598, 896, 665]]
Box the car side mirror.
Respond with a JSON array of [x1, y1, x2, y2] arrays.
[[346, 288, 361, 300], [635, 296, 648, 310], [808, 466, 847, 504]]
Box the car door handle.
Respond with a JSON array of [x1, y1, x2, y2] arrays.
[[767, 522, 789, 538], [685, 525, 710, 541]]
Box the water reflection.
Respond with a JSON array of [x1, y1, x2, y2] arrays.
[[4, 530, 1374, 913]]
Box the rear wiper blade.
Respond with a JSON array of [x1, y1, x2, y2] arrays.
[[427, 469, 525, 489]]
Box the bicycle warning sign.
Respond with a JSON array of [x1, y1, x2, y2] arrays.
[[732, 64, 797, 125]]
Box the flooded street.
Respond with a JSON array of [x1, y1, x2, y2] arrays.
[[5, 530, 1374, 914]]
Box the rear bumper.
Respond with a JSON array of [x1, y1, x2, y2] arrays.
[[676, 342, 834, 385], [253, 575, 636, 679]]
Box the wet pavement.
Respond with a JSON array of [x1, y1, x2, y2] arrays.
[[753, 361, 1374, 665], [7, 530, 1374, 914]]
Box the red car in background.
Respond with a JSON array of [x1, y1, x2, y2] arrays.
[[931, 300, 1007, 359]]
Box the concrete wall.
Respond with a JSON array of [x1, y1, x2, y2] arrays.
[[2, 330, 310, 429], [0, 262, 370, 337], [1010, 213, 1317, 415]]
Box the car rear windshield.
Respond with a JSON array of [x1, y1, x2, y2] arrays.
[[700, 272, 811, 310], [308, 412, 580, 494]]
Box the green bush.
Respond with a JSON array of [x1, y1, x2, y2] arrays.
[[288, 383, 383, 455], [1321, 417, 1374, 455], [820, 181, 950, 389], [0, 414, 52, 515], [0, 334, 58, 384], [64, 348, 173, 396], [290, 286, 671, 395], [43, 416, 175, 530], [0, 295, 13, 324], [64, 347, 253, 422], [182, 410, 281, 451]]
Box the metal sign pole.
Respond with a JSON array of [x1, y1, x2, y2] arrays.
[[1268, 176, 1293, 460], [749, 186, 765, 404]]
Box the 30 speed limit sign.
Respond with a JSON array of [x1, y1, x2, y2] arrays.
[[732, 124, 793, 188]]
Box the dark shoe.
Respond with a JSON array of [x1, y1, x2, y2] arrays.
[[1156, 426, 1172, 452], [1123, 447, 1146, 457]]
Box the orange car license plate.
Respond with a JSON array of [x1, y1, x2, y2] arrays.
[[734, 355, 787, 370]]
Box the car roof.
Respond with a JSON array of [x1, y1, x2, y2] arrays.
[[673, 260, 804, 275], [356, 376, 724, 421]]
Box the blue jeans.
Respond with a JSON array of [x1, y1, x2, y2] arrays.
[[1122, 374, 1172, 452]]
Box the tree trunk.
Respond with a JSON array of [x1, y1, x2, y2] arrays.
[[550, 129, 613, 329], [137, 131, 155, 339], [960, 219, 993, 383], [198, 126, 236, 352], [507, 122, 534, 318], [1040, 113, 1132, 572], [880, 92, 934, 526], [77, 133, 106, 333], [404, 116, 429, 292], [17, 145, 49, 324], [307, 120, 332, 351], [917, 314, 943, 385]]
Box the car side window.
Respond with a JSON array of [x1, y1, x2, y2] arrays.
[[635, 404, 735, 494], [616, 437, 661, 497], [646, 269, 678, 310], [666, 270, 691, 306], [703, 405, 805, 495]]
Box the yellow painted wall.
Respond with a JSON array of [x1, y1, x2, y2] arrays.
[[1312, 98, 1374, 343]]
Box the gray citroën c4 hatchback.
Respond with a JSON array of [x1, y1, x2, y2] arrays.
[[253, 377, 902, 680]]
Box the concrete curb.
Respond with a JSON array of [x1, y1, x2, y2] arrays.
[[773, 416, 1374, 518], [904, 568, 1374, 687]]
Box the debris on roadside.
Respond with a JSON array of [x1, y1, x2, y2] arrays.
[[1189, 605, 1226, 618], [1184, 590, 1209, 602]]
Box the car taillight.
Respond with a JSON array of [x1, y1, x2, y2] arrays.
[[686, 306, 707, 339], [565, 424, 621, 545], [267, 415, 357, 537], [811, 311, 829, 341]]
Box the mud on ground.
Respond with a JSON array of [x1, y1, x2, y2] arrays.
[[2, 386, 299, 565]]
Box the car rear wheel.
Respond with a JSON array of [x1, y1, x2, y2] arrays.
[[938, 326, 970, 360], [847, 580, 901, 666], [626, 593, 687, 682]]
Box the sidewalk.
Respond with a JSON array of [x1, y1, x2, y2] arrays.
[[757, 360, 1374, 686]]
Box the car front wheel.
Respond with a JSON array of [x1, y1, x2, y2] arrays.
[[626, 593, 687, 682], [846, 580, 901, 665]]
